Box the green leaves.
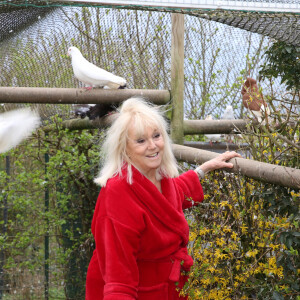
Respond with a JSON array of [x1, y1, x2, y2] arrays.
[[279, 231, 300, 250], [0, 119, 102, 298], [259, 41, 300, 91]]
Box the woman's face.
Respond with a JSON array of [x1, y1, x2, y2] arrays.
[[126, 123, 165, 178]]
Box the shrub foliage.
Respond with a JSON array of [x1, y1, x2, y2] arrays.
[[0, 118, 101, 299]]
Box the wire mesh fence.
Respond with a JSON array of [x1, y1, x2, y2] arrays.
[[0, 4, 291, 120]]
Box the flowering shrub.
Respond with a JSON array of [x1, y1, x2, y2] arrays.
[[184, 172, 299, 300], [184, 73, 299, 299]]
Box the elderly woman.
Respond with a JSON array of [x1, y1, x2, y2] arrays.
[[86, 97, 240, 300]]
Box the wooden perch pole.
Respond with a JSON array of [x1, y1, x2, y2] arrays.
[[0, 87, 170, 105], [172, 144, 300, 189], [184, 141, 250, 151], [43, 117, 248, 136], [183, 119, 298, 135], [184, 119, 247, 134], [42, 118, 300, 189], [42, 114, 118, 132]]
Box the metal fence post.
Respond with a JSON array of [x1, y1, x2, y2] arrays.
[[44, 150, 49, 300]]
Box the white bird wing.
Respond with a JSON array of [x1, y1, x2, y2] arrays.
[[0, 108, 40, 153], [74, 57, 126, 87]]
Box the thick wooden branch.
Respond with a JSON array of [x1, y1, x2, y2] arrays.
[[0, 87, 170, 105], [172, 144, 300, 190], [184, 141, 250, 151]]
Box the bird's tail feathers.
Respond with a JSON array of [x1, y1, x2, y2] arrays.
[[105, 81, 127, 89], [118, 84, 127, 89]]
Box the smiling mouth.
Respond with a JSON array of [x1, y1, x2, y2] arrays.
[[147, 153, 158, 158]]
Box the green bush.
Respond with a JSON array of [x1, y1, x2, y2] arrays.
[[0, 117, 101, 299]]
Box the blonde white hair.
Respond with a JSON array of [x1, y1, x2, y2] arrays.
[[94, 97, 179, 186]]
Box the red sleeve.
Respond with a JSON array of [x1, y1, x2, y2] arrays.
[[93, 183, 145, 299], [173, 170, 204, 209]]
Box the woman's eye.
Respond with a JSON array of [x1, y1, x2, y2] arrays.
[[137, 139, 145, 144], [154, 133, 161, 139]]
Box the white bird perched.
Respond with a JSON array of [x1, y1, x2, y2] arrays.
[[0, 108, 40, 153], [67, 46, 127, 90], [222, 105, 235, 120]]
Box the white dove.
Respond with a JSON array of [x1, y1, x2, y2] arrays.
[[67, 46, 127, 90], [0, 108, 40, 153], [222, 105, 235, 120]]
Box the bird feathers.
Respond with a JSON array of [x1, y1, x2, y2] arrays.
[[242, 78, 267, 111], [241, 77, 270, 124], [68, 46, 126, 89], [0, 108, 40, 153], [74, 103, 116, 120], [222, 105, 235, 120]]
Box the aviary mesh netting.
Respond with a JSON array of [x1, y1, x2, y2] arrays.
[[0, 2, 299, 299], [0, 1, 298, 122]]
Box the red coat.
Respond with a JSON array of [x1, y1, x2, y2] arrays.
[[86, 167, 204, 300]]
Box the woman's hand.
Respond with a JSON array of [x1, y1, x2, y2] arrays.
[[195, 151, 241, 175]]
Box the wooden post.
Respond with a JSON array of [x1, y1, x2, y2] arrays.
[[171, 13, 185, 145]]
